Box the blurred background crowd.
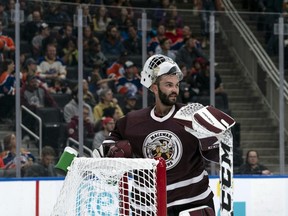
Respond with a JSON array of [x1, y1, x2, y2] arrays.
[[0, 0, 285, 177]]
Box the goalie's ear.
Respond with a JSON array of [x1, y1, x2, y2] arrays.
[[193, 106, 235, 134]]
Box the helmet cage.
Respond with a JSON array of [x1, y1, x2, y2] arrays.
[[140, 54, 183, 89]]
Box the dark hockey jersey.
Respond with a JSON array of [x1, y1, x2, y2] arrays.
[[104, 103, 218, 208]]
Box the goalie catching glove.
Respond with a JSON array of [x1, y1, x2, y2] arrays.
[[106, 140, 133, 158], [174, 104, 235, 151]]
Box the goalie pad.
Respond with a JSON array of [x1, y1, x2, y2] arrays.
[[179, 206, 215, 216], [174, 104, 235, 151]]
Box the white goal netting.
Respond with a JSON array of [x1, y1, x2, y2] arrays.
[[51, 157, 166, 216]]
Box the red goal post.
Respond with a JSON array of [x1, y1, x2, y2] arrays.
[[51, 157, 167, 216]]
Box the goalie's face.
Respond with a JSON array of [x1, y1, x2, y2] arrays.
[[153, 74, 179, 106]]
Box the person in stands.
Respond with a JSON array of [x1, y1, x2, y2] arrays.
[[20, 74, 57, 113], [1, 132, 35, 176], [237, 150, 272, 175], [92, 116, 115, 157], [0, 58, 15, 123], [67, 105, 95, 142], [93, 87, 124, 123], [24, 145, 57, 177]]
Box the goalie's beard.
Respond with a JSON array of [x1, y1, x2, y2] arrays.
[[158, 86, 178, 106]]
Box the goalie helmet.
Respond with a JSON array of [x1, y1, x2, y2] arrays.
[[140, 54, 183, 89]]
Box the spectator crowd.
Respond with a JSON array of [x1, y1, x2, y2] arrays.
[[0, 0, 248, 177]]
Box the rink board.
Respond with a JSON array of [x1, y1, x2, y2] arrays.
[[0, 176, 287, 216]]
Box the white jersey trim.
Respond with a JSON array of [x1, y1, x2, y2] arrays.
[[102, 139, 116, 145], [167, 187, 212, 208], [150, 105, 175, 122], [167, 170, 208, 191]]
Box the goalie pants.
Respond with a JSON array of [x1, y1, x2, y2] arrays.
[[167, 198, 215, 216]]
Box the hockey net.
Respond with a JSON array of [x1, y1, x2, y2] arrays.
[[51, 157, 166, 216]]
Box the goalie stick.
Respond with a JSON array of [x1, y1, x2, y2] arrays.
[[174, 103, 235, 216]]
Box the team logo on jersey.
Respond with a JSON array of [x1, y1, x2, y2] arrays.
[[142, 130, 182, 170]]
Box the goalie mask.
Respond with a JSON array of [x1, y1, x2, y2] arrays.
[[140, 54, 183, 89]]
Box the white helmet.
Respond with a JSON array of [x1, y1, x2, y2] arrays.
[[140, 54, 183, 89]]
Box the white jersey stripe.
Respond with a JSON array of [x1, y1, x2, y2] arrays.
[[167, 187, 212, 208], [167, 170, 208, 191]]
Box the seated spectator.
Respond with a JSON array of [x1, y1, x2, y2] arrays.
[[92, 117, 115, 156], [92, 5, 112, 33], [194, 61, 228, 109], [20, 74, 58, 113], [6, 0, 16, 28], [175, 36, 208, 73], [0, 3, 9, 29], [0, 24, 15, 60], [24, 145, 57, 177], [38, 43, 67, 81], [100, 24, 126, 57], [83, 25, 98, 54], [122, 92, 140, 115], [237, 150, 272, 175], [118, 17, 135, 41], [190, 57, 206, 76], [1, 133, 35, 174], [67, 105, 95, 142], [48, 78, 71, 95], [59, 37, 78, 66], [154, 0, 171, 25], [170, 25, 202, 51], [83, 37, 109, 70], [108, 0, 134, 22], [159, 4, 183, 29], [25, 1, 44, 22], [102, 106, 123, 123], [20, 53, 28, 72], [23, 9, 43, 43], [63, 86, 94, 123], [31, 22, 50, 58], [88, 64, 116, 101], [105, 52, 128, 91], [155, 37, 176, 61], [21, 57, 44, 86], [41, 29, 60, 60], [93, 87, 124, 123], [20, 74, 58, 142], [83, 79, 97, 109], [164, 17, 183, 46], [57, 23, 76, 50], [115, 60, 142, 95], [123, 25, 142, 55], [0, 59, 15, 122], [82, 4, 93, 28], [44, 4, 71, 28], [147, 24, 166, 56], [178, 63, 198, 104]]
